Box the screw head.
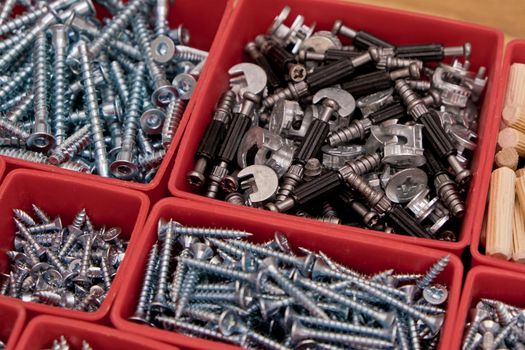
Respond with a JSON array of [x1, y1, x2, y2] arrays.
[[110, 159, 139, 180], [140, 107, 166, 135], [172, 73, 197, 100], [151, 35, 175, 64], [26, 132, 56, 153], [151, 84, 178, 108]]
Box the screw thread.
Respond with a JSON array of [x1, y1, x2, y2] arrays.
[[34, 290, 62, 306], [45, 248, 68, 275], [78, 41, 109, 177], [138, 149, 166, 171], [6, 92, 34, 124], [120, 62, 146, 158], [407, 317, 422, 350], [170, 248, 190, 303], [345, 172, 391, 214], [174, 45, 208, 62], [417, 255, 450, 290], [248, 332, 291, 350], [206, 238, 245, 258], [341, 153, 381, 176], [154, 0, 169, 37], [59, 160, 90, 173], [0, 0, 16, 27], [0, 59, 33, 103], [100, 257, 112, 291], [0, 119, 30, 141], [174, 268, 199, 317], [0, 148, 48, 163], [32, 204, 51, 224], [162, 98, 186, 149], [110, 40, 142, 61], [174, 227, 251, 239], [276, 164, 303, 202], [110, 61, 129, 105], [179, 257, 256, 285], [328, 120, 367, 146], [435, 174, 465, 217], [0, 29, 23, 52], [77, 289, 103, 311], [13, 209, 36, 226], [0, 5, 45, 36], [133, 243, 159, 318], [155, 316, 234, 342], [153, 227, 176, 306], [51, 30, 70, 145], [49, 125, 91, 165], [58, 231, 80, 259], [195, 282, 236, 293], [133, 15, 168, 87], [89, 0, 144, 58], [296, 314, 391, 339], [0, 92, 28, 112]]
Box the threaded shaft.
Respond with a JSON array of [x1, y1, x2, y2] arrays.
[[395, 79, 427, 118], [0, 148, 48, 163], [162, 98, 186, 149], [118, 62, 146, 161], [89, 0, 145, 58], [0, 0, 16, 27], [345, 172, 391, 214], [12, 209, 36, 226], [133, 243, 159, 318], [110, 61, 130, 105], [6, 92, 33, 123], [328, 119, 367, 146], [138, 149, 166, 171], [59, 160, 90, 173], [0, 5, 46, 36], [155, 316, 233, 342], [0, 59, 33, 103], [435, 174, 465, 218], [51, 25, 70, 145], [133, 15, 169, 88], [174, 226, 251, 239], [0, 92, 28, 112], [34, 290, 62, 306], [174, 45, 208, 62], [341, 153, 381, 176], [78, 41, 109, 177], [153, 227, 176, 306], [0, 30, 24, 53], [31, 31, 52, 141], [174, 268, 199, 317], [276, 164, 303, 202], [0, 119, 30, 141], [110, 40, 142, 61], [417, 255, 450, 290], [49, 125, 90, 165], [170, 248, 190, 303], [178, 257, 256, 285]]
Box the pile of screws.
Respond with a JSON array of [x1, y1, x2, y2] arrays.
[[186, 6, 486, 241], [462, 299, 525, 350], [49, 336, 93, 350], [0, 205, 127, 312], [131, 220, 450, 349], [0, 0, 207, 182]]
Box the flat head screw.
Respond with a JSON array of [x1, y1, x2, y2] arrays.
[[130, 243, 159, 324]]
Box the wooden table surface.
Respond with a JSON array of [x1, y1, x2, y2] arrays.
[[352, 0, 525, 42]]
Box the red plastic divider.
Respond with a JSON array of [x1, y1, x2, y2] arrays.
[[0, 169, 149, 322], [0, 299, 25, 350], [111, 197, 463, 350], [470, 40, 525, 274], [451, 266, 525, 350], [15, 315, 179, 350], [4, 0, 232, 201], [169, 0, 504, 255]]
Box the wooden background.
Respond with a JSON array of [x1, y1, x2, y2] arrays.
[[352, 0, 525, 41]]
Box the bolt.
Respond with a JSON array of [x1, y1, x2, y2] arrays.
[[50, 23, 70, 145]]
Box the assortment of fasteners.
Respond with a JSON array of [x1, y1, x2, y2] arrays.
[[484, 63, 525, 263], [0, 205, 127, 312], [0, 0, 206, 182], [461, 298, 525, 350], [130, 220, 450, 349], [48, 336, 93, 350], [185, 6, 486, 241]]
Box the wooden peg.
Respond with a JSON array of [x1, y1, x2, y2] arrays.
[[504, 63, 525, 107], [513, 199, 525, 263], [517, 168, 525, 178], [498, 128, 525, 157], [494, 147, 519, 170], [486, 167, 515, 260]]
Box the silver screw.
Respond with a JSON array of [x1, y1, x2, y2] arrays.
[[110, 62, 146, 179], [130, 243, 159, 324], [161, 98, 186, 149], [50, 23, 70, 145], [77, 41, 109, 177], [417, 255, 450, 290]]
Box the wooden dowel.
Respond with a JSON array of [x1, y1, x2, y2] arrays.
[[517, 168, 525, 178], [504, 63, 525, 109], [512, 199, 525, 263], [486, 167, 515, 260], [494, 147, 519, 170], [498, 128, 525, 157]]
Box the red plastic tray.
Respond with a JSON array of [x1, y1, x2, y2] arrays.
[[169, 0, 504, 255], [450, 266, 525, 350], [111, 197, 463, 350], [470, 40, 525, 273], [15, 315, 179, 350], [0, 169, 149, 323], [0, 299, 25, 350], [4, 0, 232, 201]]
